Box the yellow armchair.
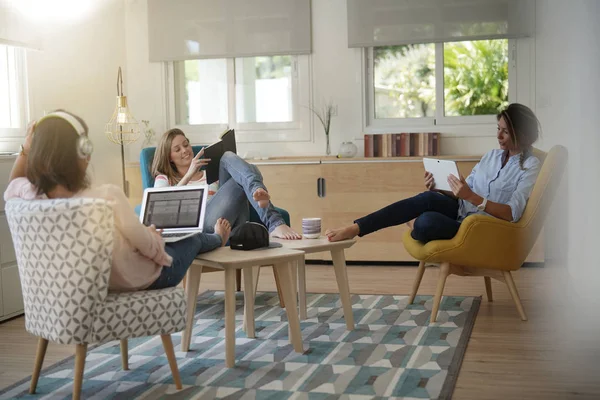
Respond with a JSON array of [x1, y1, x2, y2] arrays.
[[403, 145, 567, 322]]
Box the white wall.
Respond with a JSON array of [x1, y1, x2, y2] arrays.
[[533, 0, 600, 369], [26, 0, 127, 186], [535, 0, 600, 291]]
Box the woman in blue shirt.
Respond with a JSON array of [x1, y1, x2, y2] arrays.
[[326, 103, 542, 244]]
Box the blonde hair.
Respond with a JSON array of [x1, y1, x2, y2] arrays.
[[151, 128, 187, 185]]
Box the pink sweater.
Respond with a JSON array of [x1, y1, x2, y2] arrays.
[[4, 178, 173, 292]]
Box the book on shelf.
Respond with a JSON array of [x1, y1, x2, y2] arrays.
[[363, 132, 440, 158]]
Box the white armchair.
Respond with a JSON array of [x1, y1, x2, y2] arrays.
[[6, 198, 186, 400]]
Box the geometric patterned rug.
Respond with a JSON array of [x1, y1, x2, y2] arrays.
[[0, 291, 480, 400]]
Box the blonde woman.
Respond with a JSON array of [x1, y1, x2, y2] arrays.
[[152, 129, 301, 239]]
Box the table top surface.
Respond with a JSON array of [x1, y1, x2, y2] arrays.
[[270, 236, 356, 253], [193, 246, 305, 267]]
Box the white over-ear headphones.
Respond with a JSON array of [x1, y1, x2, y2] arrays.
[[37, 111, 94, 158]]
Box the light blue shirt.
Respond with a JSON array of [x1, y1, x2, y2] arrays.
[[458, 149, 541, 223]]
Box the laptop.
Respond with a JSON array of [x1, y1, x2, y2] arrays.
[[139, 185, 209, 243]]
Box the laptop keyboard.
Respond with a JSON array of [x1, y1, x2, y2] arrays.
[[162, 233, 190, 238]]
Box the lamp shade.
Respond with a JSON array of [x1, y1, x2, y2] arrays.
[[104, 67, 140, 145]]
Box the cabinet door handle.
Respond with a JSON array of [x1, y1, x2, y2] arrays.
[[317, 177, 326, 198]]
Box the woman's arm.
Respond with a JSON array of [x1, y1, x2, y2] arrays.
[[8, 121, 35, 182], [447, 174, 513, 221], [105, 185, 173, 266], [463, 191, 513, 221]]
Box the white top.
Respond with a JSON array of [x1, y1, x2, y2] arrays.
[[154, 172, 220, 201]]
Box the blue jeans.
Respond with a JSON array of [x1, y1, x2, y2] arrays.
[[354, 191, 461, 243], [146, 232, 222, 290], [204, 151, 285, 233]]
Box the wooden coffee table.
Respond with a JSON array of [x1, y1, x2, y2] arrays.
[[181, 246, 305, 368], [253, 237, 356, 330]]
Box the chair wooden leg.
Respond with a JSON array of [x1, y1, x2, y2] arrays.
[[236, 269, 242, 291], [181, 274, 187, 291], [430, 262, 450, 323], [272, 267, 285, 308], [72, 343, 87, 400], [408, 261, 426, 304], [182, 266, 202, 352], [160, 334, 182, 390], [120, 339, 129, 370], [503, 271, 528, 321], [484, 276, 493, 302], [29, 337, 48, 394]]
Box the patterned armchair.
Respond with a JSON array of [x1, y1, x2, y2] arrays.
[[5, 198, 186, 400]]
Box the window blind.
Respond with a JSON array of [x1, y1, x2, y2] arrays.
[[347, 0, 534, 48], [0, 0, 41, 49], [148, 0, 312, 62]]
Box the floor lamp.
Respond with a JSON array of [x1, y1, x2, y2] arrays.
[[105, 67, 140, 197]]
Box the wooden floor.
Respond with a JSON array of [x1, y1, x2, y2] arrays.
[[1, 263, 599, 399]]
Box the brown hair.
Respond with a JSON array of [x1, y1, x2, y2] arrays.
[[27, 110, 91, 196], [151, 128, 187, 185], [497, 103, 541, 170]]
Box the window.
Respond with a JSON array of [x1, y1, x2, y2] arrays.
[[367, 39, 511, 129], [0, 44, 28, 136], [169, 55, 310, 142]]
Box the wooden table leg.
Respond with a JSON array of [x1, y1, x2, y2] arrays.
[[297, 258, 307, 320], [243, 267, 255, 338], [224, 268, 237, 367], [275, 261, 304, 353], [181, 265, 202, 352], [331, 249, 355, 330], [288, 262, 298, 339]]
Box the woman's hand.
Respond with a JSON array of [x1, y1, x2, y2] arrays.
[[447, 174, 473, 200], [424, 171, 435, 191], [147, 224, 163, 239], [184, 149, 211, 178]]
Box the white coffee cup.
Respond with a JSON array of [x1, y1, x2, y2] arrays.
[[302, 217, 321, 239]]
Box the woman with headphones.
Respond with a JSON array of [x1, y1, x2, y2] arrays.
[[4, 110, 232, 292]]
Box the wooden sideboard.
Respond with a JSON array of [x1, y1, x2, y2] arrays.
[[125, 155, 545, 263]]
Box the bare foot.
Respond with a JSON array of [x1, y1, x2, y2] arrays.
[[271, 224, 302, 240], [325, 224, 360, 242], [253, 188, 271, 208], [406, 220, 414, 230], [214, 218, 232, 246]]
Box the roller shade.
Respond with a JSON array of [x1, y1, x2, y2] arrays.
[[148, 0, 312, 61], [0, 0, 41, 49], [347, 0, 535, 47]]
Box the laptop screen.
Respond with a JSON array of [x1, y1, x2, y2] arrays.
[[142, 187, 205, 229]]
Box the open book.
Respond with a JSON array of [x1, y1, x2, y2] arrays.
[[203, 129, 237, 184]]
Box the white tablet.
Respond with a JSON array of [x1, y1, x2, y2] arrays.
[[422, 158, 460, 192]]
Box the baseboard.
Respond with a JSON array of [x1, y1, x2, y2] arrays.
[[305, 260, 545, 268]]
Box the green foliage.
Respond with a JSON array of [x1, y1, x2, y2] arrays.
[[254, 56, 291, 79], [374, 44, 435, 118], [444, 39, 508, 116], [373, 40, 508, 118], [184, 60, 199, 82]]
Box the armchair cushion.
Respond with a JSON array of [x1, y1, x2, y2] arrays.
[[93, 287, 186, 343]]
